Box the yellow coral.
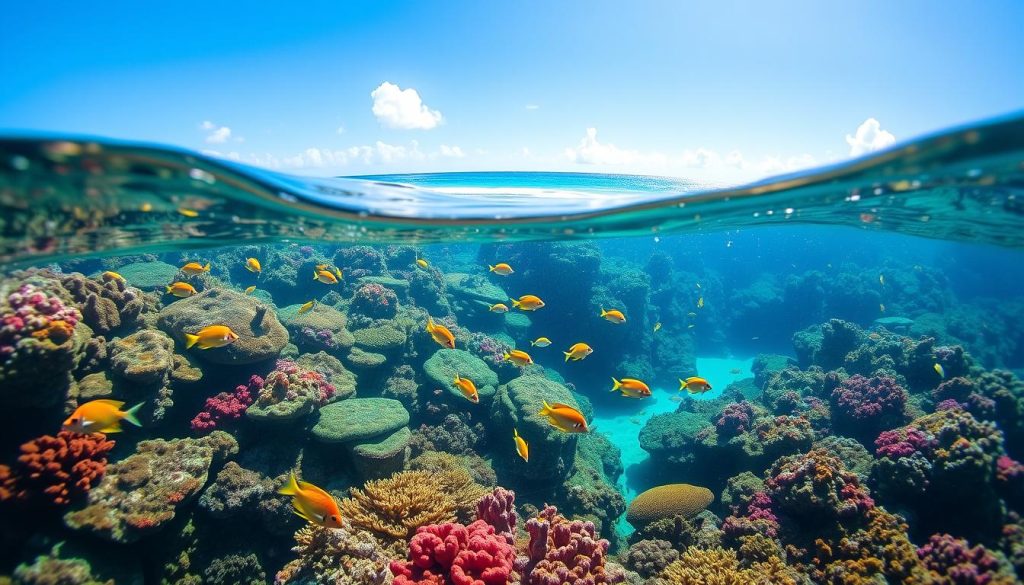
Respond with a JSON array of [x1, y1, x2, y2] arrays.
[[654, 547, 799, 585], [626, 483, 714, 527]]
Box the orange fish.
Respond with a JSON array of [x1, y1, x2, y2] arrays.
[[416, 259, 429, 269], [165, 282, 197, 298], [489, 263, 514, 276], [244, 285, 256, 295], [679, 376, 712, 394], [426, 316, 456, 349], [453, 375, 479, 403], [180, 262, 210, 275], [278, 472, 343, 529], [611, 377, 651, 398], [184, 325, 239, 350], [600, 307, 626, 324], [63, 399, 142, 434], [504, 349, 533, 366], [513, 428, 529, 462], [563, 342, 593, 362], [490, 303, 510, 313], [538, 400, 589, 433], [314, 269, 338, 284], [511, 295, 544, 311], [245, 258, 262, 273], [101, 271, 125, 283]]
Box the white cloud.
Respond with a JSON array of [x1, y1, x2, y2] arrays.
[[565, 127, 658, 165], [199, 120, 232, 144], [370, 82, 443, 130], [439, 144, 465, 158], [335, 125, 346, 135], [525, 104, 540, 110], [846, 118, 895, 156]]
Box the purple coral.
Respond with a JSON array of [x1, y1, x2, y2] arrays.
[[476, 487, 517, 544], [191, 375, 261, 433], [523, 505, 622, 585], [1, 284, 81, 360], [716, 401, 755, 437], [917, 533, 1015, 584], [831, 374, 908, 441]]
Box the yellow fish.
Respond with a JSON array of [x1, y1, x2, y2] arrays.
[[600, 307, 626, 324], [63, 399, 142, 434], [679, 376, 713, 393], [538, 400, 589, 433], [333, 267, 343, 280], [100, 271, 125, 283], [453, 375, 479, 404], [504, 349, 534, 366], [298, 300, 317, 314], [140, 202, 153, 212], [165, 282, 197, 298], [314, 269, 339, 284], [245, 258, 261, 273], [934, 363, 945, 378], [697, 297, 704, 309], [563, 342, 593, 362], [416, 259, 429, 269], [426, 316, 456, 349], [489, 303, 510, 313], [513, 428, 529, 462], [184, 325, 239, 350], [316, 264, 328, 271], [489, 263, 514, 276], [180, 262, 210, 275], [879, 303, 886, 313], [244, 285, 256, 295], [511, 295, 545, 311], [879, 274, 885, 286], [177, 207, 199, 217], [653, 322, 662, 333], [531, 337, 552, 347], [278, 472, 343, 529], [611, 377, 651, 398]]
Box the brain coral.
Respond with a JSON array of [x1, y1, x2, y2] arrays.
[[626, 483, 714, 528]]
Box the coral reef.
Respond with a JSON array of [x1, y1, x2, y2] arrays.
[[191, 375, 260, 433], [830, 374, 908, 443], [650, 546, 800, 585], [916, 532, 1017, 584], [523, 505, 621, 585], [246, 359, 335, 423], [276, 521, 393, 584], [0, 430, 114, 506], [390, 520, 517, 585]]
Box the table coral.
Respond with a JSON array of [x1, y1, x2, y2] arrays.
[[390, 520, 518, 585], [0, 430, 114, 506]]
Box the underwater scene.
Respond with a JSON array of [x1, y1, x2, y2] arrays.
[[0, 120, 1023, 585]]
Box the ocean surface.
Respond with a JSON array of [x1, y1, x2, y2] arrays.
[[1, 115, 1023, 584]]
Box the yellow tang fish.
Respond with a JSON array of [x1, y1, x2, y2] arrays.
[[511, 295, 544, 311], [177, 207, 199, 217], [416, 259, 429, 269], [314, 269, 338, 284], [184, 325, 239, 350], [245, 258, 261, 273], [453, 375, 479, 404], [679, 376, 713, 393], [298, 300, 317, 314], [101, 271, 125, 283], [490, 303, 510, 313], [180, 262, 210, 275], [278, 472, 343, 529], [600, 307, 626, 324], [563, 342, 593, 362], [426, 316, 456, 349], [513, 428, 529, 462], [531, 337, 552, 347], [63, 399, 142, 434], [504, 349, 533, 366], [611, 377, 651, 398], [697, 297, 704, 309], [244, 285, 256, 295], [653, 322, 662, 333], [538, 400, 589, 433], [166, 282, 197, 298], [934, 363, 945, 378], [489, 263, 514, 276]]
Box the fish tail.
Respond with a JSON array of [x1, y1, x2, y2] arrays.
[[611, 377, 621, 392], [278, 472, 301, 496], [202, 263, 210, 272], [513, 428, 519, 438], [503, 352, 510, 361], [453, 375, 460, 386], [489, 265, 495, 272], [426, 316, 433, 331], [185, 333, 200, 349], [511, 298, 521, 308], [122, 403, 144, 427], [165, 285, 172, 293], [313, 270, 318, 280], [530, 339, 536, 346], [538, 400, 552, 416], [678, 378, 685, 391], [600, 307, 607, 317], [564, 351, 571, 362]]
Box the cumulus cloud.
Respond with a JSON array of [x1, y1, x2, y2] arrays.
[[565, 127, 655, 165], [371, 82, 443, 129], [199, 120, 232, 144], [439, 144, 465, 158], [846, 118, 895, 156]]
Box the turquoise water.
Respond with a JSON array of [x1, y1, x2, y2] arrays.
[[1, 118, 1024, 583]]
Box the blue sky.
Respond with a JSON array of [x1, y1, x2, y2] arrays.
[[1, 1, 1022, 179]]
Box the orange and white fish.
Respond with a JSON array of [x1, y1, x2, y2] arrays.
[[538, 400, 589, 433], [298, 300, 317, 314], [531, 337, 552, 347], [600, 308, 626, 324], [679, 376, 712, 394], [184, 325, 239, 350], [426, 316, 456, 349], [244, 285, 256, 295], [504, 349, 533, 366], [278, 472, 343, 529], [453, 375, 479, 403], [166, 282, 197, 298], [314, 269, 339, 284], [245, 258, 261, 273], [511, 295, 544, 311], [416, 259, 429, 269], [611, 377, 651, 398], [563, 342, 593, 362], [180, 262, 210, 275], [63, 399, 142, 434], [101, 271, 125, 283], [490, 303, 510, 313], [489, 263, 514, 276], [513, 428, 529, 462]]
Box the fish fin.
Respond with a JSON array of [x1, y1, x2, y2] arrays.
[[291, 507, 314, 523], [513, 428, 519, 438], [453, 375, 461, 385], [551, 402, 576, 410], [611, 377, 621, 392], [538, 400, 551, 416], [678, 378, 685, 391], [122, 403, 143, 427], [93, 399, 126, 408], [530, 340, 536, 346], [278, 472, 301, 496], [313, 270, 318, 280], [185, 333, 199, 349], [165, 285, 172, 293], [97, 421, 122, 433], [546, 420, 572, 433], [426, 316, 433, 331]]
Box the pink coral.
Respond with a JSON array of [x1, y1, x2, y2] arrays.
[[191, 375, 261, 432], [917, 533, 1016, 584], [0, 431, 114, 506], [0, 284, 81, 361], [476, 487, 517, 544], [352, 283, 398, 319], [390, 520, 517, 585], [831, 374, 908, 440], [524, 506, 621, 585], [716, 401, 755, 437]]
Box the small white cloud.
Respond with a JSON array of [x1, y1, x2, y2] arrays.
[[565, 128, 649, 165], [846, 118, 895, 156], [439, 144, 465, 158], [525, 104, 540, 110], [199, 120, 232, 144], [371, 82, 443, 130], [200, 120, 215, 130], [336, 125, 346, 135]]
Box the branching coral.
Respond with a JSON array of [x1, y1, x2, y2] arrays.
[[650, 546, 799, 585], [0, 431, 114, 506]]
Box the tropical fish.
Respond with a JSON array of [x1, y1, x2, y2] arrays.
[[314, 269, 339, 284], [278, 472, 343, 529], [453, 375, 479, 403], [600, 307, 626, 324], [934, 363, 945, 378], [879, 274, 885, 286], [245, 258, 261, 273], [165, 282, 197, 298], [511, 295, 544, 311], [563, 342, 593, 362], [244, 285, 256, 295], [316, 264, 328, 271], [63, 399, 143, 434], [489, 263, 514, 276], [611, 377, 651, 398], [513, 428, 529, 462], [184, 325, 239, 350], [101, 271, 125, 282], [177, 207, 199, 217], [531, 337, 552, 347], [868, 332, 881, 341], [504, 349, 534, 366], [416, 258, 429, 269], [140, 202, 153, 212], [537, 400, 589, 433], [879, 303, 886, 313], [490, 303, 510, 313], [180, 262, 210, 275], [679, 376, 713, 394], [697, 297, 704, 309], [653, 322, 662, 333], [426, 316, 456, 349], [298, 300, 317, 314], [333, 267, 343, 280]]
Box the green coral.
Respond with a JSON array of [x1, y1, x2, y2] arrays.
[[311, 398, 410, 443], [352, 324, 407, 353], [423, 348, 500, 403], [350, 426, 411, 480]]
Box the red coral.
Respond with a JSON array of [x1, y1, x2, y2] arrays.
[[391, 520, 516, 585], [190, 375, 261, 433], [0, 431, 114, 506]]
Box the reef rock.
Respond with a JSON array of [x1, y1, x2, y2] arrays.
[[424, 348, 500, 404], [280, 302, 354, 356], [311, 398, 410, 444]]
